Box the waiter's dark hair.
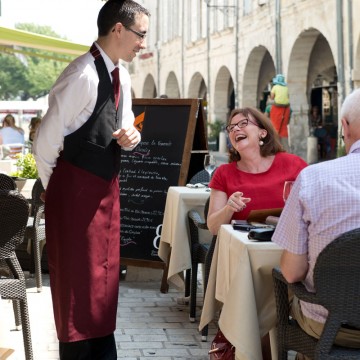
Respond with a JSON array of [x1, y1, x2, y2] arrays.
[[97, 0, 150, 36]]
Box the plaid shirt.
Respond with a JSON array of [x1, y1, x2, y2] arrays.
[[272, 140, 360, 323]]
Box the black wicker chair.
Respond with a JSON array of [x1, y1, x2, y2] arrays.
[[187, 197, 217, 341], [0, 173, 17, 190], [0, 173, 23, 330], [184, 168, 216, 298], [272, 228, 360, 360], [0, 190, 33, 360], [24, 178, 45, 292], [188, 169, 211, 185]]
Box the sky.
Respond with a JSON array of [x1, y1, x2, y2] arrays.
[[0, 0, 105, 45]]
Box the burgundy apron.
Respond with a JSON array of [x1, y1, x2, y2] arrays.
[[45, 157, 120, 342]]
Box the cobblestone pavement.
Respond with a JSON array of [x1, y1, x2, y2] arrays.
[[2, 269, 218, 360], [2, 266, 296, 360]]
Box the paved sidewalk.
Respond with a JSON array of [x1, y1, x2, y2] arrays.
[[2, 268, 217, 360]]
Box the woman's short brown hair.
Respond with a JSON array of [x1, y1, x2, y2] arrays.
[[227, 107, 284, 162]]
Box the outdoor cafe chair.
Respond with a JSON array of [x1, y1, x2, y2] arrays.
[[188, 169, 211, 185], [0, 190, 33, 360], [24, 178, 45, 292], [272, 227, 360, 359], [0, 174, 23, 329], [185, 167, 216, 297], [187, 197, 217, 341]]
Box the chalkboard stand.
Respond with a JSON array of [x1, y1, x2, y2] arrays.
[[120, 99, 208, 292]]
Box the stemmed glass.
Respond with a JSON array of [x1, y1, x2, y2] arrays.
[[204, 154, 217, 182], [283, 181, 294, 203]]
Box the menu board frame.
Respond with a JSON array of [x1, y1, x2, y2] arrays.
[[120, 98, 208, 272]]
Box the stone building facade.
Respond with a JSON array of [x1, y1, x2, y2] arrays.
[[127, 0, 360, 161]]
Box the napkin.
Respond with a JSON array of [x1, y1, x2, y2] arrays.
[[186, 183, 206, 188]]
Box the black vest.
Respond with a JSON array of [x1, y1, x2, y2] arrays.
[[63, 53, 124, 180]]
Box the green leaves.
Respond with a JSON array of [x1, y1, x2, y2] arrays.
[[11, 153, 38, 179]]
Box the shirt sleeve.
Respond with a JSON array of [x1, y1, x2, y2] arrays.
[[209, 164, 228, 192], [119, 65, 140, 151], [33, 62, 96, 189]]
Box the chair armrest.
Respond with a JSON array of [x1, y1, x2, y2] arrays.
[[273, 267, 322, 305]]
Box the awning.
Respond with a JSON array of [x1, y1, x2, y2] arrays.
[[0, 26, 89, 60]]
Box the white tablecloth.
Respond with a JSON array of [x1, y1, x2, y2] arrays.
[[158, 186, 211, 289], [199, 224, 283, 360]]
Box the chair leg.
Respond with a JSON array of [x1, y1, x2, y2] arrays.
[[201, 324, 208, 342], [201, 242, 215, 342], [184, 269, 191, 298], [12, 299, 22, 330], [19, 297, 33, 360], [31, 239, 42, 292], [189, 262, 198, 322]]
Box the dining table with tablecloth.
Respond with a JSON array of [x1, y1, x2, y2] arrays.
[[158, 186, 211, 290], [199, 224, 283, 360]]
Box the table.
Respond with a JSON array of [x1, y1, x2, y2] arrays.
[[0, 159, 16, 175], [158, 186, 211, 289], [15, 178, 36, 200], [199, 224, 283, 360]]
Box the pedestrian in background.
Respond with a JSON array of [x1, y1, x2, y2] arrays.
[[270, 74, 291, 152]]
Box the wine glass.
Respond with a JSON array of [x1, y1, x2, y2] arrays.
[[283, 181, 294, 203], [204, 154, 217, 181]]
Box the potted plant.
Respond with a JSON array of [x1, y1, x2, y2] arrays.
[[207, 119, 224, 151], [11, 153, 38, 195]]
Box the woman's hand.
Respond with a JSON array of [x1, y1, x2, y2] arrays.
[[226, 191, 251, 212]]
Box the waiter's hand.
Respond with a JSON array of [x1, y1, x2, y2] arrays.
[[113, 126, 140, 148], [40, 191, 46, 203]]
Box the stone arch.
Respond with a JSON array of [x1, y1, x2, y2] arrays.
[[353, 35, 360, 89], [288, 28, 337, 158], [165, 72, 181, 98], [142, 74, 157, 98], [213, 66, 234, 124], [187, 72, 207, 99], [242, 46, 275, 109]]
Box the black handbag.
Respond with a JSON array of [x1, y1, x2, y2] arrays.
[[247, 227, 275, 242], [209, 329, 235, 360]]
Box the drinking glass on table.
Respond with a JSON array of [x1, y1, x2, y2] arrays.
[[283, 181, 294, 202], [204, 154, 217, 181]]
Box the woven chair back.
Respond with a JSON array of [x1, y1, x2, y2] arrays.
[[0, 190, 29, 257], [0, 173, 17, 190], [189, 169, 210, 184], [313, 227, 360, 329]]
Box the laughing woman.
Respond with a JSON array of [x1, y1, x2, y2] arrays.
[[207, 107, 307, 236]]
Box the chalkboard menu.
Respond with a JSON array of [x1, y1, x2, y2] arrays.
[[119, 99, 207, 267]]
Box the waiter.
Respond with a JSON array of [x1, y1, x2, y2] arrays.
[[33, 1, 150, 359]]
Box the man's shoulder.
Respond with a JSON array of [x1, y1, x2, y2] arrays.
[[301, 156, 351, 179]]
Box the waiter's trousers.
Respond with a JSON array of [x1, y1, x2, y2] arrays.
[[59, 333, 116, 360]]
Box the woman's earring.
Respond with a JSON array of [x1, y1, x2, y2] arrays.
[[259, 137, 264, 146]]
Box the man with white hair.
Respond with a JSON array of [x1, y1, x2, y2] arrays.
[[272, 88, 360, 359]]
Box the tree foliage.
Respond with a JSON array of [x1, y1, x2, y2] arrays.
[[0, 23, 72, 100]]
